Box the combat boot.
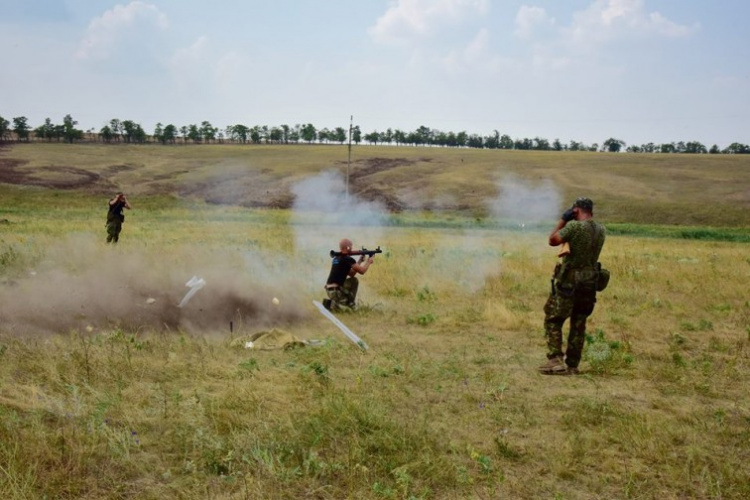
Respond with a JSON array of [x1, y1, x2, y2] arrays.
[[538, 356, 567, 375]]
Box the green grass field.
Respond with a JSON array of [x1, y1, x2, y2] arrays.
[[1, 143, 748, 499]]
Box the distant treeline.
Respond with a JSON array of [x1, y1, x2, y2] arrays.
[[1, 113, 748, 154]]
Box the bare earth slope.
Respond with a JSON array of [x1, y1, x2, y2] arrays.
[[2, 142, 749, 226]]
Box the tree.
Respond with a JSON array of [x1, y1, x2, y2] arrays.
[[228, 124, 250, 143], [99, 125, 114, 143], [154, 122, 164, 143], [121, 120, 137, 143], [60, 114, 83, 143], [352, 125, 362, 145], [415, 125, 432, 146], [393, 129, 406, 146], [484, 130, 499, 149], [163, 124, 177, 144], [455, 131, 468, 148], [132, 123, 147, 143], [499, 134, 514, 149], [466, 134, 483, 148], [332, 127, 346, 144], [179, 126, 188, 143], [684, 141, 706, 154], [300, 123, 316, 143], [0, 115, 10, 142], [249, 126, 261, 144], [110, 119, 122, 141], [200, 121, 217, 143], [723, 142, 750, 154], [382, 128, 392, 145], [602, 138, 626, 152], [515, 138, 532, 150], [709, 144, 720, 154], [533, 137, 550, 150], [660, 143, 676, 153], [34, 118, 56, 142], [54, 124, 65, 142], [364, 131, 379, 145], [269, 127, 283, 143], [187, 124, 201, 143], [12, 116, 30, 142], [288, 125, 300, 143]]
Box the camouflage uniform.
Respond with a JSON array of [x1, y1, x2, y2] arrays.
[[325, 277, 359, 311], [324, 254, 360, 311], [106, 200, 127, 243], [543, 219, 606, 369]]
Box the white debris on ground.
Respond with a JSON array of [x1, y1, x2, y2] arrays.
[[178, 276, 205, 308]]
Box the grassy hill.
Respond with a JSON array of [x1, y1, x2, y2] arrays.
[[0, 143, 748, 499], [2, 142, 750, 228]]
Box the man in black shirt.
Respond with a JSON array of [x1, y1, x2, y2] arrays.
[[106, 192, 131, 243], [323, 238, 374, 311]]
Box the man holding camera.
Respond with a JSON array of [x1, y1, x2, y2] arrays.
[[106, 192, 131, 243], [539, 197, 606, 375]]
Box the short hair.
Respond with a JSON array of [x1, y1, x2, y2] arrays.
[[574, 197, 594, 211]]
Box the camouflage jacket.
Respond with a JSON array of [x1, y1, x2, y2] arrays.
[[557, 219, 606, 285]]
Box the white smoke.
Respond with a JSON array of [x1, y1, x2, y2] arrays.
[[486, 174, 562, 225]]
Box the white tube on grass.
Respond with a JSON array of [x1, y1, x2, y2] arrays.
[[312, 300, 368, 350], [178, 276, 206, 308]]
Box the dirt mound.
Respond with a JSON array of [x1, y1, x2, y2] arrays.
[[0, 158, 116, 193], [0, 152, 425, 211], [341, 157, 429, 212]]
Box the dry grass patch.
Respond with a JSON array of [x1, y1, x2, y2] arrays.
[[0, 162, 749, 498]]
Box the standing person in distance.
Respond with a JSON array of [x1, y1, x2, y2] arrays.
[[106, 191, 131, 243], [323, 238, 374, 312], [539, 197, 606, 375]]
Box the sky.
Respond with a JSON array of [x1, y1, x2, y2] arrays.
[[1, 0, 749, 148]]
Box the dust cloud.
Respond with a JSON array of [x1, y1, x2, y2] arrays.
[[0, 173, 569, 335], [486, 174, 562, 225], [290, 170, 388, 286], [424, 174, 565, 292], [0, 234, 308, 336]]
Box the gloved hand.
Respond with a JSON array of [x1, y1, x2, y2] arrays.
[[561, 207, 576, 222]]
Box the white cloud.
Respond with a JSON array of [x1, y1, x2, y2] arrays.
[[75, 1, 168, 61], [514, 5, 555, 40], [168, 36, 210, 89], [167, 36, 251, 100], [565, 0, 699, 45], [438, 28, 511, 75], [368, 0, 489, 45]]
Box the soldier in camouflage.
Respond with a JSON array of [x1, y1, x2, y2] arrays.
[[106, 192, 131, 244], [539, 197, 606, 375]]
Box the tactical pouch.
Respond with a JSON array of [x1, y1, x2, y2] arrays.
[[553, 262, 567, 281], [596, 262, 610, 292]]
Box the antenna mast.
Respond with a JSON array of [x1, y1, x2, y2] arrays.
[[346, 115, 353, 203]]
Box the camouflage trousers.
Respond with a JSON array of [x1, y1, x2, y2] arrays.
[[325, 277, 359, 310], [543, 281, 597, 368], [106, 219, 123, 243]]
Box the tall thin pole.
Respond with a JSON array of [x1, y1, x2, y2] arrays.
[[347, 115, 352, 203]]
